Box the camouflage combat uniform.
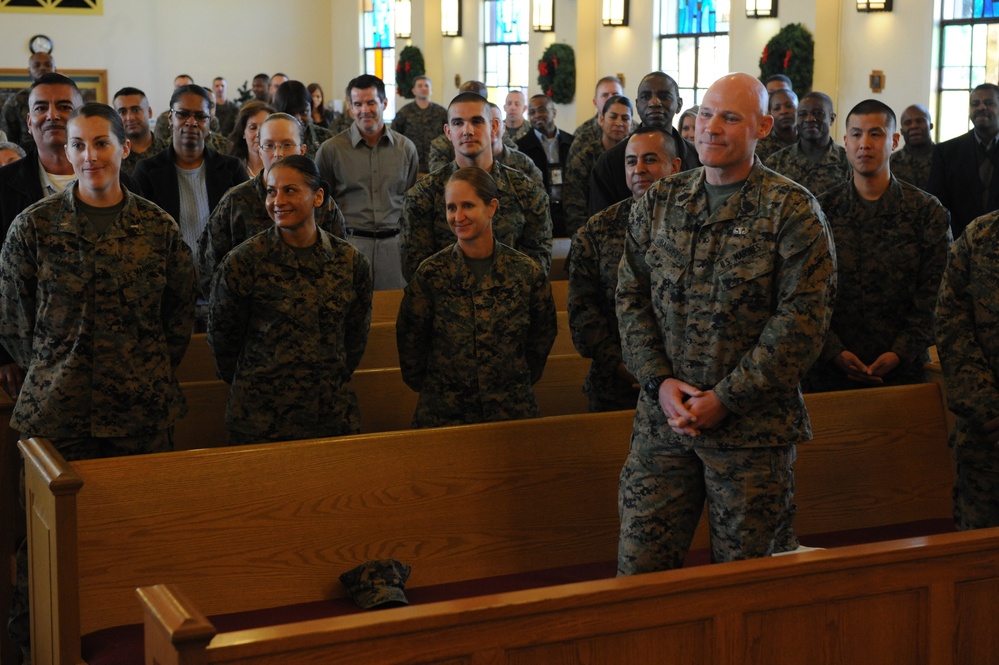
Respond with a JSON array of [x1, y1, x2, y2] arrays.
[[391, 100, 448, 173], [427, 131, 519, 173], [400, 160, 553, 280], [567, 198, 639, 412], [804, 177, 951, 392], [0, 185, 197, 439], [890, 147, 933, 191], [304, 122, 334, 161], [754, 130, 794, 163], [120, 135, 169, 176], [208, 226, 373, 442], [765, 139, 852, 197], [197, 171, 347, 296], [498, 145, 545, 187], [935, 211, 999, 530], [562, 131, 607, 239], [504, 121, 530, 143], [396, 241, 557, 428], [615, 162, 836, 572], [0, 88, 31, 149], [573, 116, 601, 144]]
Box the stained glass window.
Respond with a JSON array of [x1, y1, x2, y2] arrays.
[[483, 0, 530, 106], [659, 0, 730, 107], [363, 0, 398, 118], [937, 2, 999, 141]]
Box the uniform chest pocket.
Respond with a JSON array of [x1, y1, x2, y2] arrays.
[[37, 264, 91, 298], [646, 241, 690, 286], [121, 261, 167, 302]]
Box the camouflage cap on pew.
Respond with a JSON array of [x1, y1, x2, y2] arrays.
[[339, 559, 412, 609]]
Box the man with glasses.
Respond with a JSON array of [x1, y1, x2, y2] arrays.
[[197, 113, 346, 295], [133, 84, 247, 325], [765, 91, 851, 197]]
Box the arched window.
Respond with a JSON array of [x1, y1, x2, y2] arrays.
[[363, 0, 398, 118], [937, 1, 999, 141], [658, 0, 730, 106], [483, 0, 531, 105]]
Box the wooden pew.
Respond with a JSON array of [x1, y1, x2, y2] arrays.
[[174, 353, 591, 448], [141, 528, 999, 665], [549, 237, 570, 281], [21, 383, 954, 664], [0, 391, 21, 665]]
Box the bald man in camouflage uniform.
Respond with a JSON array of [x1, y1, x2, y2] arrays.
[[209, 225, 373, 443], [935, 210, 999, 530], [765, 91, 851, 197], [197, 114, 347, 295], [397, 241, 557, 428], [391, 76, 448, 173], [401, 93, 552, 281], [616, 73, 835, 573]]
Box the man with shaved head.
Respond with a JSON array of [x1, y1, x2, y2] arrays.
[[890, 104, 934, 190], [616, 72, 835, 572]]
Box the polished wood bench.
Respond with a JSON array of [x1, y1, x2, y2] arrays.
[[174, 353, 591, 448], [140, 527, 999, 665], [21, 383, 954, 664]]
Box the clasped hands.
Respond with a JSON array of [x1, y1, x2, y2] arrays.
[[658, 378, 729, 436]]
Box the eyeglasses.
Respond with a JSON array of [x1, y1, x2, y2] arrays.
[[171, 109, 210, 123], [260, 142, 301, 154]]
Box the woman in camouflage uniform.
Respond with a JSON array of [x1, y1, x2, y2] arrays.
[[208, 155, 373, 444], [396, 167, 558, 428]]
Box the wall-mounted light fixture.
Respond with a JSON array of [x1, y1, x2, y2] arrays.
[[533, 0, 554, 32], [602, 0, 629, 26], [395, 0, 412, 39], [442, 0, 462, 37], [746, 0, 778, 18], [856, 0, 893, 11]]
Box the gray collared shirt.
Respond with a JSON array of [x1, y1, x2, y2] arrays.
[[315, 123, 419, 233]]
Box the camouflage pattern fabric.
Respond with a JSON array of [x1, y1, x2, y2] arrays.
[[617, 442, 795, 572], [935, 211, 999, 529], [208, 226, 373, 440], [206, 130, 228, 154], [197, 171, 347, 296], [391, 100, 448, 173], [120, 135, 169, 176], [0, 185, 197, 438], [304, 122, 334, 161], [562, 132, 607, 239], [890, 147, 933, 192], [765, 140, 852, 197], [0, 88, 31, 149], [754, 130, 794, 163], [426, 131, 519, 173], [400, 160, 552, 280], [567, 198, 639, 411], [396, 241, 557, 428], [573, 115, 600, 143], [504, 121, 530, 143], [498, 145, 545, 187], [804, 177, 951, 392], [615, 162, 835, 571]]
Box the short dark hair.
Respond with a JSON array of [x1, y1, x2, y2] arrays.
[[175, 74, 194, 82], [595, 76, 623, 94], [273, 80, 311, 116], [458, 80, 488, 97], [112, 86, 147, 101], [448, 92, 492, 120], [347, 74, 386, 101], [68, 102, 127, 144], [253, 73, 270, 82], [30, 72, 80, 96], [768, 88, 798, 108], [628, 127, 678, 161], [801, 91, 834, 112], [530, 93, 552, 104], [764, 74, 793, 89], [601, 94, 632, 115], [973, 83, 999, 98], [169, 84, 211, 110], [847, 99, 897, 133]]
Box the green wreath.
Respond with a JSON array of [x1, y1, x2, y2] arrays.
[[759, 23, 814, 94], [537, 43, 575, 104], [395, 45, 426, 99]]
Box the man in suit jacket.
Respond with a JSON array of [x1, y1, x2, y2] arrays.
[[517, 94, 574, 237], [133, 84, 248, 255], [928, 83, 999, 239]]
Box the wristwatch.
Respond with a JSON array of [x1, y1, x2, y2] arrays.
[[644, 375, 669, 398]]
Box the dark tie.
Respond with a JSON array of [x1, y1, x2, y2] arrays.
[[980, 141, 996, 210]]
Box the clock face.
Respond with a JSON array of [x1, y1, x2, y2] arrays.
[[30, 35, 53, 54]]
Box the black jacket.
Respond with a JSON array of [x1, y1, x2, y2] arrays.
[[927, 130, 999, 239], [132, 145, 249, 223]]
